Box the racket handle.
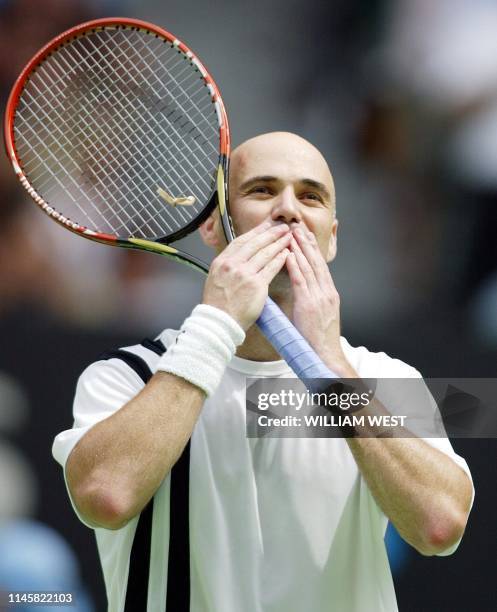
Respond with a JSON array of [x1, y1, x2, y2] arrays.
[[256, 297, 339, 386]]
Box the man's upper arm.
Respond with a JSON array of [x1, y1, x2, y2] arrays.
[[52, 358, 145, 527]]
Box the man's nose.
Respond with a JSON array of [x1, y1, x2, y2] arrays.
[[271, 187, 302, 225]]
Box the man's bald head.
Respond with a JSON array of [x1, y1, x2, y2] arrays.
[[230, 132, 335, 211]]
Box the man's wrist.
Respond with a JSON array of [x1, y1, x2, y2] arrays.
[[201, 298, 251, 331], [321, 352, 357, 378], [156, 304, 245, 396]]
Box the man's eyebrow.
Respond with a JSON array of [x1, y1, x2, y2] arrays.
[[238, 176, 278, 191]]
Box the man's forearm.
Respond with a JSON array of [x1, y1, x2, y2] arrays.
[[347, 435, 472, 555], [66, 372, 205, 529], [324, 359, 472, 554]]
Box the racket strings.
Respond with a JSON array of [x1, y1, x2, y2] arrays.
[[13, 26, 221, 239], [57, 32, 211, 232], [133, 51, 220, 159], [88, 32, 215, 210], [18, 82, 140, 235], [57, 39, 193, 233], [18, 70, 149, 236], [17, 45, 176, 237], [127, 30, 219, 150]]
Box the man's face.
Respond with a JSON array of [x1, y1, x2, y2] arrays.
[[227, 132, 337, 262]]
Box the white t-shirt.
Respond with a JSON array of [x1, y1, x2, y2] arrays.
[[52, 332, 474, 612]]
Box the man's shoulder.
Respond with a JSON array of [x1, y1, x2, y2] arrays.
[[119, 328, 179, 357], [340, 336, 421, 379], [80, 328, 181, 386]]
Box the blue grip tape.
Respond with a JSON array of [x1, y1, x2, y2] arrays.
[[256, 297, 338, 386]]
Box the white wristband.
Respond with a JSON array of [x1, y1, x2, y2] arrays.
[[156, 304, 245, 396]]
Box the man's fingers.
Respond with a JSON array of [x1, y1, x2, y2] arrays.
[[290, 237, 315, 287], [221, 220, 272, 252], [235, 220, 272, 243], [259, 248, 289, 284], [234, 223, 290, 261], [286, 251, 306, 287], [249, 232, 292, 271], [293, 227, 329, 285]]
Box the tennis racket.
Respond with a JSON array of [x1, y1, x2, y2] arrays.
[[4, 17, 337, 384]]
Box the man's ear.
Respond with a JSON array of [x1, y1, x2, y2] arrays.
[[199, 210, 224, 249], [326, 219, 338, 263]]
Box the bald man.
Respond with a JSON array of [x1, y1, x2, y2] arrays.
[[53, 132, 473, 612]]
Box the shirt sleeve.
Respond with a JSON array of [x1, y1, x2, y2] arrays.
[[52, 358, 146, 528]]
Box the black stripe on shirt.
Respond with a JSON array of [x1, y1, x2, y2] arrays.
[[99, 349, 153, 385], [100, 342, 191, 611], [166, 439, 191, 612], [141, 337, 167, 356]]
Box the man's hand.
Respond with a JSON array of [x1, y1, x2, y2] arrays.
[[203, 221, 291, 330], [286, 225, 351, 374]]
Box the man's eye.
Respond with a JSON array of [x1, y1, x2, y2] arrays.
[[250, 186, 272, 195], [301, 192, 323, 203]]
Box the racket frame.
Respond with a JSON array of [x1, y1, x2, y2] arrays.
[[3, 17, 231, 274]]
